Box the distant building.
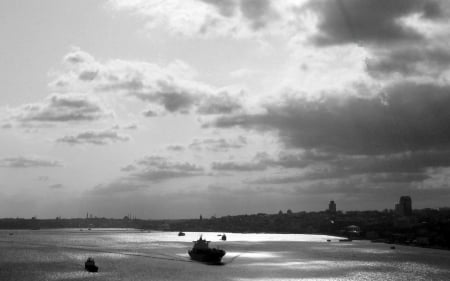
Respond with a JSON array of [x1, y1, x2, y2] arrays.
[[395, 196, 412, 216], [328, 200, 337, 214]]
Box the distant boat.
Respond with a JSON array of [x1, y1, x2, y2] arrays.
[[178, 231, 186, 236], [221, 234, 227, 241], [85, 257, 98, 272], [339, 238, 352, 242], [188, 236, 225, 264]]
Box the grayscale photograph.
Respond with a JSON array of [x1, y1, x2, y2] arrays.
[[1, 0, 450, 280]]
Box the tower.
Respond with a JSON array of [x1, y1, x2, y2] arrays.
[[395, 196, 412, 216], [328, 200, 337, 214]]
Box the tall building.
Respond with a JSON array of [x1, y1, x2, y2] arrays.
[[395, 196, 412, 216], [328, 200, 337, 214]]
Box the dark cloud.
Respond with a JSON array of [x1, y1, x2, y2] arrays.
[[121, 165, 136, 172], [133, 80, 200, 113], [63, 48, 95, 64], [0, 156, 62, 168], [1, 123, 12, 129], [200, 0, 279, 30], [56, 129, 130, 145], [142, 109, 158, 117], [307, 0, 443, 46], [189, 136, 247, 151], [239, 0, 278, 30], [365, 173, 429, 184], [131, 169, 202, 182], [246, 149, 450, 187], [200, 0, 237, 17], [106, 77, 203, 114], [49, 184, 64, 189], [78, 70, 98, 81], [166, 145, 185, 152], [37, 176, 49, 182], [14, 93, 109, 124], [211, 161, 267, 171], [197, 91, 242, 114], [55, 49, 247, 116], [119, 155, 205, 182], [366, 46, 450, 77], [211, 82, 450, 155], [123, 123, 138, 130]]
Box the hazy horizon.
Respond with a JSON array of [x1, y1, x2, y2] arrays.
[[1, 0, 450, 219]]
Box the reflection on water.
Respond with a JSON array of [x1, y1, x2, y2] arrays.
[[1, 229, 450, 281], [226, 251, 280, 259]]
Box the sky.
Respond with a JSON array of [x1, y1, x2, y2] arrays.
[[1, 0, 450, 219]]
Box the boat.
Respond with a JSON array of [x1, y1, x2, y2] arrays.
[[188, 236, 226, 264], [339, 238, 352, 242], [221, 234, 227, 241], [178, 231, 186, 236], [85, 257, 98, 272]]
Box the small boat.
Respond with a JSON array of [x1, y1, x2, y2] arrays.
[[85, 257, 98, 272], [221, 234, 227, 241], [339, 238, 352, 242], [178, 231, 186, 236], [188, 236, 226, 264]]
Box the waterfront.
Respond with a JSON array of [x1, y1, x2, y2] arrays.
[[1, 229, 449, 281]]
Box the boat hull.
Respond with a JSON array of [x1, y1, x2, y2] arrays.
[[85, 264, 98, 272], [188, 249, 225, 264]]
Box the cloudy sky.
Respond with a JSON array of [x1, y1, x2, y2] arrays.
[[1, 0, 450, 219]]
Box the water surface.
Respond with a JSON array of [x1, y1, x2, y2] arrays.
[[0, 229, 449, 280]]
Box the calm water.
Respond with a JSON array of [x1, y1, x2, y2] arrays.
[[0, 229, 449, 281]]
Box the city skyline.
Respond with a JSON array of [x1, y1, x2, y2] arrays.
[[1, 0, 450, 219]]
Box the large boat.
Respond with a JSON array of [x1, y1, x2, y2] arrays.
[[188, 236, 226, 264]]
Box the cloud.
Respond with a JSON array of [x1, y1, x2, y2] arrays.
[[56, 129, 130, 145], [53, 48, 245, 116], [109, 0, 289, 37], [91, 180, 146, 194], [121, 165, 137, 172], [307, 0, 444, 46], [244, 149, 450, 187], [9, 93, 110, 125], [211, 160, 267, 172], [63, 47, 97, 64], [142, 109, 158, 117], [189, 136, 247, 151], [131, 169, 203, 182], [49, 184, 64, 189], [1, 123, 12, 129], [123, 123, 138, 130], [196, 91, 243, 114], [122, 155, 205, 182], [210, 82, 450, 155], [37, 176, 49, 182], [366, 45, 450, 78], [166, 145, 185, 152], [0, 156, 63, 168]]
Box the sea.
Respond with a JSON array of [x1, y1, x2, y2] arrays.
[[1, 229, 449, 281]]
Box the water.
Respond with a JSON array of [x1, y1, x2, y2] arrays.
[[1, 229, 449, 280]]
